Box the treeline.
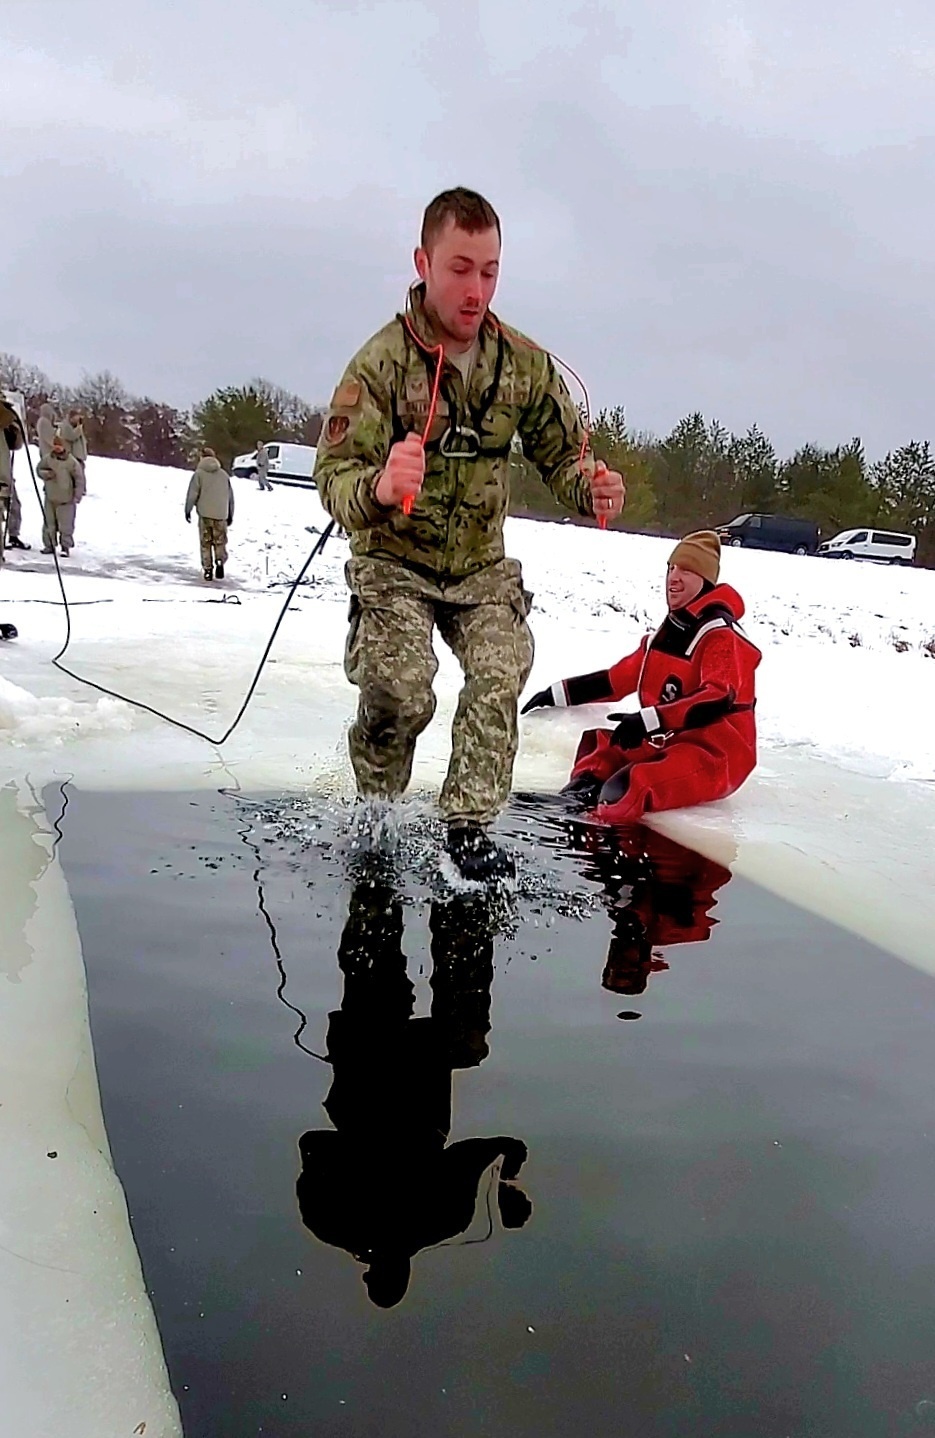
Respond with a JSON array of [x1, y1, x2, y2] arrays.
[[0, 352, 324, 472], [514, 406, 935, 566], [4, 353, 932, 565]]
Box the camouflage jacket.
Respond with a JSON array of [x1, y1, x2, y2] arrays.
[[314, 286, 594, 580]]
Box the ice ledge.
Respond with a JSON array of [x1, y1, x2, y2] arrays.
[[0, 780, 181, 1438]]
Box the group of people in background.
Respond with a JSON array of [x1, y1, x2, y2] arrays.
[[0, 401, 89, 558]]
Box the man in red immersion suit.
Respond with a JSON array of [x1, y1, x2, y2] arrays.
[[521, 531, 761, 824]]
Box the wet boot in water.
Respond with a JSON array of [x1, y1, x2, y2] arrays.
[[446, 822, 515, 882]]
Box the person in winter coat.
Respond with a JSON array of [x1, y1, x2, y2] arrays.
[[185, 447, 234, 580], [37, 435, 85, 555], [58, 410, 89, 473], [1, 397, 24, 557], [521, 530, 761, 824], [255, 440, 272, 491], [35, 401, 57, 459]]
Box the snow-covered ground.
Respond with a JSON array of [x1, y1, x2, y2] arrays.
[[2, 450, 935, 1434], [2, 450, 934, 935]]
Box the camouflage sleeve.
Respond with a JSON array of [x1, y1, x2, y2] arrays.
[[313, 340, 397, 531], [72, 457, 86, 502], [516, 351, 594, 518]]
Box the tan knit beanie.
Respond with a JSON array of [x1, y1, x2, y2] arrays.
[[668, 530, 721, 584]]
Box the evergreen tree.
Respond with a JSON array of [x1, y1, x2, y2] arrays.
[[730, 424, 778, 512], [190, 385, 280, 469], [871, 441, 935, 563], [589, 406, 656, 529]]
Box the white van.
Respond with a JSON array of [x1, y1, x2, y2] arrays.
[[232, 442, 318, 487], [818, 528, 916, 565]]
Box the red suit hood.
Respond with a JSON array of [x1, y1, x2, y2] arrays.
[[681, 583, 746, 622]]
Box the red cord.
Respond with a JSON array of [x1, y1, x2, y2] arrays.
[[400, 315, 444, 514], [399, 308, 607, 527], [495, 320, 606, 528]]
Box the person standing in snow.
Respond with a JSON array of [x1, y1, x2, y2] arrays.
[[35, 401, 57, 459], [0, 401, 29, 553], [314, 186, 626, 881], [521, 531, 761, 823], [255, 440, 273, 491], [58, 409, 89, 477], [0, 398, 24, 634], [37, 434, 85, 556], [185, 447, 234, 581]]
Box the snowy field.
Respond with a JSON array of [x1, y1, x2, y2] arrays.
[[3, 450, 935, 1435], [2, 449, 934, 959]]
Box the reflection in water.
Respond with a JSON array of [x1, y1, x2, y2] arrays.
[[296, 882, 532, 1308], [564, 823, 733, 995]]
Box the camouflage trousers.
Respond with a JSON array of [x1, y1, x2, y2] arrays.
[[43, 499, 76, 552], [344, 555, 535, 825], [199, 517, 228, 569]]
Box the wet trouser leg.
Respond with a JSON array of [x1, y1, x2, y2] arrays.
[[344, 587, 439, 801], [436, 594, 534, 825]]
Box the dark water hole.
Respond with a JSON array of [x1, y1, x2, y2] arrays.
[[52, 788, 935, 1438]]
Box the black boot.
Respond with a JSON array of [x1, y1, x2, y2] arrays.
[[446, 822, 515, 882], [7, 536, 29, 550], [0, 622, 18, 641], [215, 562, 224, 579], [203, 568, 214, 581]]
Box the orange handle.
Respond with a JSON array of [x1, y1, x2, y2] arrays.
[[598, 514, 607, 530], [402, 494, 414, 516]]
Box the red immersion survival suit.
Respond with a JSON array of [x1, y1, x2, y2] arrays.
[[564, 583, 761, 824]]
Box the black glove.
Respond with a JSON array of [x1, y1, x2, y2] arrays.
[[607, 711, 648, 749], [521, 686, 555, 715]]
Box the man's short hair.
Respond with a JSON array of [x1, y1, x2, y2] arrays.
[[421, 188, 500, 251]]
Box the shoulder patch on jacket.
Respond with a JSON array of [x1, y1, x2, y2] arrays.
[[323, 414, 351, 446], [333, 377, 362, 408]]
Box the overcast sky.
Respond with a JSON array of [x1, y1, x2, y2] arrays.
[[4, 0, 935, 456]]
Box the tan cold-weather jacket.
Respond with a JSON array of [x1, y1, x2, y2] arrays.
[[185, 457, 234, 522], [38, 451, 85, 505]]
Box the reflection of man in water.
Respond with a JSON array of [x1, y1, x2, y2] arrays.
[[568, 824, 733, 995], [296, 883, 532, 1308]]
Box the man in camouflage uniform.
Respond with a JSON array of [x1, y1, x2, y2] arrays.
[[315, 188, 625, 880], [185, 447, 234, 580]]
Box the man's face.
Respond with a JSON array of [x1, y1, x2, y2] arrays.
[[666, 563, 705, 610], [415, 218, 501, 347]]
